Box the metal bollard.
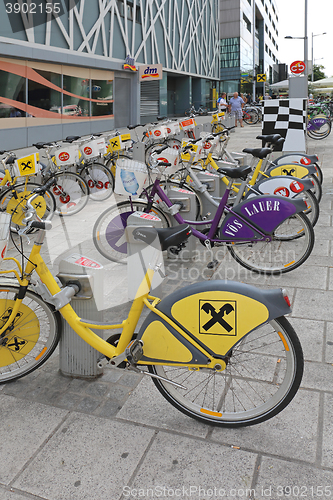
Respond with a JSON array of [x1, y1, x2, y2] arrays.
[[125, 212, 164, 301], [57, 253, 104, 378]]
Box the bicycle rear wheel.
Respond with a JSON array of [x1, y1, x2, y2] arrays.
[[79, 162, 114, 201], [93, 200, 171, 262], [243, 109, 259, 125], [0, 285, 61, 383], [228, 211, 314, 275], [149, 316, 303, 427]]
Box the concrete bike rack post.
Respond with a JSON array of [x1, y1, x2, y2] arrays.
[[125, 212, 164, 301], [132, 142, 145, 163], [166, 186, 197, 260], [57, 254, 104, 378]]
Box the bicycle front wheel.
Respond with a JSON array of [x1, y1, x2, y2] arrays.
[[0, 285, 61, 383], [79, 162, 114, 201], [51, 172, 89, 216], [228, 212, 314, 275], [0, 182, 56, 229], [149, 316, 303, 427], [93, 200, 171, 262]]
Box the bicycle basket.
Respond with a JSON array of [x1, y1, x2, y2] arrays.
[[108, 133, 132, 153], [165, 122, 181, 136], [13, 152, 41, 177], [179, 118, 196, 132], [0, 212, 11, 261], [115, 158, 149, 197], [155, 147, 180, 175], [149, 125, 168, 140], [80, 138, 106, 160], [54, 145, 79, 167], [181, 139, 203, 162]]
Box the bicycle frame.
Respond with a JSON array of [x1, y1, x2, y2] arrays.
[[0, 228, 232, 370]]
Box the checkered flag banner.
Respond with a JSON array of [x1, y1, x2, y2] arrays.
[[262, 99, 307, 152]]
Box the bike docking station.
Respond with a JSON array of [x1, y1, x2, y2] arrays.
[[56, 252, 105, 378], [165, 186, 198, 261], [125, 212, 164, 301]]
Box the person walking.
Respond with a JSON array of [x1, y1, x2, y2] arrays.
[[228, 92, 245, 127]]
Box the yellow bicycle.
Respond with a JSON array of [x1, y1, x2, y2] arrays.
[[0, 186, 303, 427]]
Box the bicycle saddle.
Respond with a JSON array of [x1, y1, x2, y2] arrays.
[[32, 142, 52, 149], [64, 136, 81, 142], [216, 164, 252, 180], [242, 148, 271, 159], [256, 134, 282, 143], [127, 124, 141, 129], [133, 224, 191, 251]]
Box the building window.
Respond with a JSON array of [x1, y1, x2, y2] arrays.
[[243, 13, 251, 33], [0, 70, 25, 118], [265, 44, 268, 53], [220, 38, 240, 69], [265, 5, 268, 13], [117, 0, 141, 23], [265, 25, 268, 33]]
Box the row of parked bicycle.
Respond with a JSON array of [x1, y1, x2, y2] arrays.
[[1, 111, 324, 275]]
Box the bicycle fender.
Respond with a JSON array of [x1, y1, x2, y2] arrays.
[[244, 176, 313, 199], [272, 154, 318, 167], [137, 281, 291, 362], [266, 163, 317, 178], [221, 195, 306, 238]]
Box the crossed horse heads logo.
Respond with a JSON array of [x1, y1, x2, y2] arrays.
[[282, 168, 296, 176], [200, 301, 236, 335], [20, 160, 33, 171]]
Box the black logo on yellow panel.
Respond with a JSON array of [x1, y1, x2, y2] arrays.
[[199, 300, 236, 335]]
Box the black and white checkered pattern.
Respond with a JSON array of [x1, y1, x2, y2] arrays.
[[262, 99, 307, 151]]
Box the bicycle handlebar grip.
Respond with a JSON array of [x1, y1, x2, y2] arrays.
[[154, 145, 168, 154], [29, 221, 52, 231], [5, 156, 16, 165]]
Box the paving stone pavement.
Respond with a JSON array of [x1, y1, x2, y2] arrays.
[[1, 119, 333, 500]]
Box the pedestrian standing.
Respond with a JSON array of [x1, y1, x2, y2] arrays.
[[228, 92, 245, 127]]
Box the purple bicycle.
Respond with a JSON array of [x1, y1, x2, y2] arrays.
[[93, 157, 315, 275]]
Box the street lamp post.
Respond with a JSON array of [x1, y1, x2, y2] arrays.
[[311, 32, 327, 82]]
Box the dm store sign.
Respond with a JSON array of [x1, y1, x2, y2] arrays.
[[139, 64, 163, 82]]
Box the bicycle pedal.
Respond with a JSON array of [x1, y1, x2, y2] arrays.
[[125, 339, 144, 365], [207, 259, 218, 269]]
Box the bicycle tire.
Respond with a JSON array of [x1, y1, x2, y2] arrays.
[[308, 174, 322, 203], [0, 181, 56, 230], [243, 109, 259, 125], [148, 316, 303, 427], [79, 162, 114, 202], [0, 284, 61, 383], [93, 200, 171, 262], [49, 172, 89, 216], [293, 189, 319, 228], [227, 211, 314, 275]]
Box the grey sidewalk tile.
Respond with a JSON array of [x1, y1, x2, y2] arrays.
[[293, 289, 333, 322], [324, 322, 333, 363], [13, 413, 155, 500], [0, 395, 67, 485], [322, 393, 333, 468], [309, 239, 330, 257], [129, 431, 257, 500], [255, 456, 333, 500], [0, 488, 36, 500], [301, 360, 333, 392], [211, 389, 319, 463], [117, 377, 209, 438], [327, 268, 333, 291], [288, 318, 324, 362]]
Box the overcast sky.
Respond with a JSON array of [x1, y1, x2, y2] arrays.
[[277, 0, 333, 78]]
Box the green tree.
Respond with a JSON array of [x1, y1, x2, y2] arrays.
[[309, 64, 326, 81]]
